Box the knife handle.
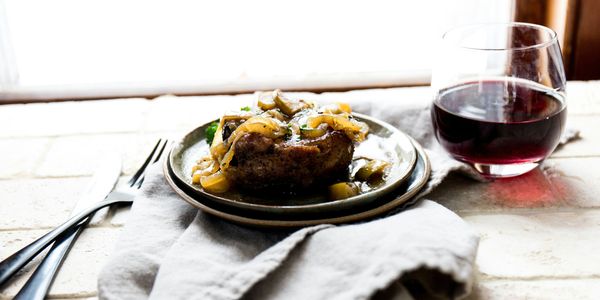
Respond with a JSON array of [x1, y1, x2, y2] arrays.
[[13, 220, 88, 300], [0, 198, 123, 287]]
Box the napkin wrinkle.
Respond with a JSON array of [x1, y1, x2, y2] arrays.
[[200, 224, 332, 300], [560, 127, 580, 145], [348, 205, 479, 300], [146, 208, 334, 300], [347, 247, 470, 300], [98, 164, 198, 300], [242, 201, 479, 300]]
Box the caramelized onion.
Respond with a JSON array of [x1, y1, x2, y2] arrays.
[[306, 114, 368, 142], [261, 109, 286, 122], [319, 103, 352, 115], [300, 123, 328, 139], [194, 90, 373, 195], [328, 182, 360, 200], [215, 116, 287, 170], [200, 171, 230, 193], [355, 159, 390, 181]]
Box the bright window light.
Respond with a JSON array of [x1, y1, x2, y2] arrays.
[[1, 0, 513, 97]]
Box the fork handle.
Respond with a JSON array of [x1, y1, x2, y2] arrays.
[[14, 205, 95, 300], [13, 222, 85, 300], [0, 198, 125, 287]]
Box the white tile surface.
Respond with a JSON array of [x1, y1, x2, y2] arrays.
[[468, 279, 600, 300], [0, 138, 50, 179], [466, 210, 600, 278], [0, 227, 123, 299], [0, 99, 148, 138], [0, 177, 90, 229]]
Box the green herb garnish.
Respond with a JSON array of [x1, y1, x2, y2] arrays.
[[300, 124, 308, 130], [283, 124, 292, 140], [240, 106, 251, 111], [205, 121, 219, 144]]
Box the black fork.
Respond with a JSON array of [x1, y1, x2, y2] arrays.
[[0, 139, 169, 289]]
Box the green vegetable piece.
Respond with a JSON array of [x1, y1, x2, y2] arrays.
[[284, 124, 293, 139], [205, 121, 219, 144], [240, 106, 251, 111]]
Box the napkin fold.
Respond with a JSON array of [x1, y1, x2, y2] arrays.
[[98, 98, 578, 300]]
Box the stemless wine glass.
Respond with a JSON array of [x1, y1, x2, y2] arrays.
[[431, 22, 567, 178]]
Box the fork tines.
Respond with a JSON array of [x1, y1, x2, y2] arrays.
[[128, 139, 169, 188]]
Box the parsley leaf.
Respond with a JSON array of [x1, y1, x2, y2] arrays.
[[205, 121, 219, 144], [240, 106, 251, 111]]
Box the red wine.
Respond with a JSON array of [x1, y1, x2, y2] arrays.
[[432, 79, 566, 165]]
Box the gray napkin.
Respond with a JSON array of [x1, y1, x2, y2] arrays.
[[98, 100, 577, 300]]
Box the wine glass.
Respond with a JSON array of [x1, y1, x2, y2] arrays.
[[431, 22, 567, 178]]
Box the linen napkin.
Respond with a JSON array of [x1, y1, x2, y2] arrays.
[[98, 97, 578, 300]]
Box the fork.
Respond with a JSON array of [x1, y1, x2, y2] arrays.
[[0, 139, 169, 288]]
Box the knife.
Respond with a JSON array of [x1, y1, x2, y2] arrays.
[[12, 154, 122, 300]]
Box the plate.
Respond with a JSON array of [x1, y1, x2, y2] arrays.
[[168, 113, 418, 215], [163, 137, 431, 227]]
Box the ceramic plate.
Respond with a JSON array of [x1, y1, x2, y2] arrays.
[[169, 113, 417, 215], [164, 137, 430, 227]]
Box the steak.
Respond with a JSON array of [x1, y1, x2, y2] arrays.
[[224, 131, 354, 191]]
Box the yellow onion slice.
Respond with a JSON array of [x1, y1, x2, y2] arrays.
[[328, 182, 360, 200], [300, 123, 328, 139], [224, 116, 286, 148], [337, 102, 352, 114], [355, 159, 390, 181], [306, 114, 368, 142], [217, 116, 287, 170], [319, 102, 352, 115], [192, 156, 213, 173], [209, 114, 254, 159], [199, 171, 230, 193], [261, 109, 286, 122]]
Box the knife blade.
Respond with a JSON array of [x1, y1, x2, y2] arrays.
[[72, 153, 123, 216], [13, 154, 122, 300]]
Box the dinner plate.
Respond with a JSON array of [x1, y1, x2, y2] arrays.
[[168, 113, 418, 215], [164, 137, 430, 227]]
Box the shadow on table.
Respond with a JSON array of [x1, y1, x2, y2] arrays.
[[426, 166, 582, 211]]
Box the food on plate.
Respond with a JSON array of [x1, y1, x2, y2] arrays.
[[328, 182, 360, 200], [354, 159, 390, 182], [192, 90, 391, 200]]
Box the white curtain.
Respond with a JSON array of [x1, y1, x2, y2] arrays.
[[0, 0, 19, 89]]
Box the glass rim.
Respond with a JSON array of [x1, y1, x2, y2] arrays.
[[442, 22, 559, 51]]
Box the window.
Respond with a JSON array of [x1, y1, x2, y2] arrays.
[[0, 0, 513, 102]]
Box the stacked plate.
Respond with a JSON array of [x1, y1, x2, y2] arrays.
[[164, 113, 431, 227]]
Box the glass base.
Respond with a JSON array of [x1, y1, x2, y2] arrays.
[[471, 161, 540, 178]]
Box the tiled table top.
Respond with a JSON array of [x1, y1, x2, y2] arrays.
[[1, 82, 599, 299]]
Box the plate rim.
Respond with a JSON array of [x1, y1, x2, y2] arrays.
[[169, 112, 418, 214], [163, 137, 431, 227]]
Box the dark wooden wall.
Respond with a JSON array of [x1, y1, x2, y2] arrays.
[[568, 0, 600, 79], [515, 0, 600, 80]]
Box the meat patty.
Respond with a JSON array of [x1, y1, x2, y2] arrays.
[[224, 131, 354, 191]]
